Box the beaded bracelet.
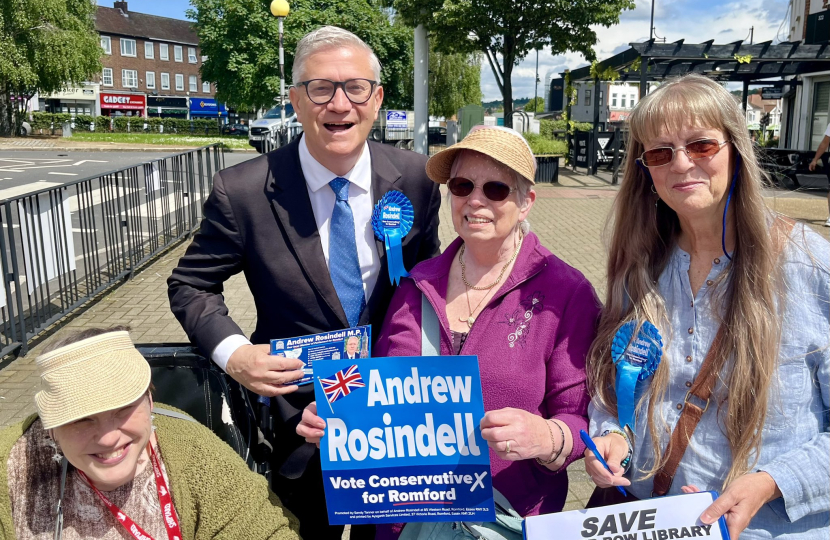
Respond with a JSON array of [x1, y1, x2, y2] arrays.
[[536, 419, 566, 466], [601, 429, 633, 470]]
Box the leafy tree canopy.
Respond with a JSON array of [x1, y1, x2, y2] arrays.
[[0, 0, 101, 136], [389, 0, 634, 127], [523, 96, 544, 113], [189, 0, 413, 111], [429, 47, 482, 118]]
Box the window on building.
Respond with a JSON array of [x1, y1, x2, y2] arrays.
[[146, 72, 156, 89], [102, 68, 113, 86], [161, 72, 170, 90], [202, 81, 211, 93], [189, 75, 198, 92], [174, 45, 183, 62], [120, 38, 136, 57], [160, 43, 169, 61], [612, 93, 617, 107], [622, 97, 627, 108], [145, 41, 154, 59], [122, 69, 138, 88], [175, 73, 184, 91], [584, 89, 591, 106], [630, 95, 637, 108], [188, 47, 197, 63], [101, 36, 111, 55]]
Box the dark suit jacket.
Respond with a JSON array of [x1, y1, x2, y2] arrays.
[[168, 136, 441, 470]]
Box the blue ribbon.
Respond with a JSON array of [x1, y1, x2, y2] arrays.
[[372, 191, 414, 285], [611, 320, 663, 433]]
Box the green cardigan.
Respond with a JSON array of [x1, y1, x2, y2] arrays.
[[0, 407, 301, 540]]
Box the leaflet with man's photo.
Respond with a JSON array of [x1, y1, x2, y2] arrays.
[[272, 325, 372, 386]]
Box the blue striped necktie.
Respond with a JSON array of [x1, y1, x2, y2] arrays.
[[328, 177, 366, 327]]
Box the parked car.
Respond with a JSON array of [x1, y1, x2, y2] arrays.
[[249, 105, 301, 153], [428, 126, 447, 145], [222, 123, 249, 137]]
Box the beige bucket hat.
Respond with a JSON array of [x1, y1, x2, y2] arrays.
[[35, 331, 151, 430], [425, 125, 537, 184]]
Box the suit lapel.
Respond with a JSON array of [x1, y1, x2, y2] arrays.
[[266, 139, 349, 328], [361, 143, 402, 325]]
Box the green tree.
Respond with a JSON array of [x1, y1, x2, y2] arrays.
[[390, 0, 634, 128], [188, 0, 414, 112], [429, 47, 482, 119], [0, 0, 101, 137], [524, 97, 544, 113]]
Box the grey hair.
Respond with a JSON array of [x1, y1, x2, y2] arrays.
[[292, 26, 382, 85]]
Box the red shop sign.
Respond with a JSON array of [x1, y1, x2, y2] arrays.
[[100, 93, 145, 110]]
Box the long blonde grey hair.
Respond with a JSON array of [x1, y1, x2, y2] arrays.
[[587, 74, 785, 487]]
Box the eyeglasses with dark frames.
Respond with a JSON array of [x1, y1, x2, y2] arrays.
[[296, 78, 378, 105], [637, 138, 729, 168], [447, 177, 517, 202]]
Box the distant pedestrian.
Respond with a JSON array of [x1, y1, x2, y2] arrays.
[[807, 123, 830, 226]]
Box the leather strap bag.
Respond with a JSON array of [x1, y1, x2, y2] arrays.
[[652, 216, 795, 496], [651, 328, 724, 496]]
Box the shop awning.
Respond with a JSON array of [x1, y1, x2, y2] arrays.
[[189, 98, 227, 117]]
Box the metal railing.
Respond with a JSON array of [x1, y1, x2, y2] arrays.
[[0, 144, 225, 359]]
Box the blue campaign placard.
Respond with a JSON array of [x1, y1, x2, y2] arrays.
[[313, 356, 495, 525], [271, 325, 371, 386]]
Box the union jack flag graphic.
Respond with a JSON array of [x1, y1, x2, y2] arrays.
[[320, 365, 365, 404]]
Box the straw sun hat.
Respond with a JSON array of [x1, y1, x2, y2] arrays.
[[35, 331, 151, 430], [425, 125, 537, 185]]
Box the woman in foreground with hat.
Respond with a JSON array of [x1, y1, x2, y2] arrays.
[[299, 125, 601, 528], [0, 327, 301, 540]]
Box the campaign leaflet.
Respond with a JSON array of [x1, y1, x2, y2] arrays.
[[524, 491, 729, 540], [313, 356, 496, 525], [271, 325, 371, 386]]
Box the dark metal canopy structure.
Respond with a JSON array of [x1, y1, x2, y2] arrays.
[[566, 39, 830, 108]]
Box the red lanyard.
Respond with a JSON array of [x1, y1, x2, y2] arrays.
[[77, 443, 183, 540]]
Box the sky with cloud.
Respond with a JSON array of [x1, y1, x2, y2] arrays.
[[111, 0, 792, 101]]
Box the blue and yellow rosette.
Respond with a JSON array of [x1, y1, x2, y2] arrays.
[[611, 320, 663, 436], [372, 191, 414, 285]]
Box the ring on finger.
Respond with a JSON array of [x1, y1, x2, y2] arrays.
[[506, 440, 512, 453]]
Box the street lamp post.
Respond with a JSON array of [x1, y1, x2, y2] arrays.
[[270, 0, 290, 146]]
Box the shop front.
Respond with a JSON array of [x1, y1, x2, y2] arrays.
[[189, 98, 227, 120], [148, 96, 189, 118], [42, 85, 99, 117], [99, 92, 146, 117]]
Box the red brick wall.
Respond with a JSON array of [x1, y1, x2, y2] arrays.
[[99, 34, 214, 98]]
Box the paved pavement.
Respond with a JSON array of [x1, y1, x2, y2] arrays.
[[0, 163, 827, 512]]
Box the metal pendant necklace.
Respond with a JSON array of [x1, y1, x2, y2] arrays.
[[457, 234, 524, 328]]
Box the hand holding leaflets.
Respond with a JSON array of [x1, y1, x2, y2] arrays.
[[226, 344, 305, 396]]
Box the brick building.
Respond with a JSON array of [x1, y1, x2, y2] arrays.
[[94, 0, 224, 119]]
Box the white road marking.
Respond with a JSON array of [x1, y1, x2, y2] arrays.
[[72, 160, 108, 166], [48, 172, 78, 176]]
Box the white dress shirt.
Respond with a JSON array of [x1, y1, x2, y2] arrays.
[[211, 137, 380, 371]]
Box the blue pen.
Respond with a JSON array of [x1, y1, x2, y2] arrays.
[[580, 429, 627, 496]]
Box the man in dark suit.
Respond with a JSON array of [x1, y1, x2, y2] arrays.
[[167, 26, 441, 540]]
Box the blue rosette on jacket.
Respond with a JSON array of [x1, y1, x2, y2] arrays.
[[611, 320, 663, 435], [372, 191, 414, 285]]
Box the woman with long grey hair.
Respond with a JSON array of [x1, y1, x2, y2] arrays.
[[585, 74, 829, 539]]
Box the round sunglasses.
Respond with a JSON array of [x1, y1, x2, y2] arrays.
[[447, 177, 516, 202], [638, 138, 729, 168]]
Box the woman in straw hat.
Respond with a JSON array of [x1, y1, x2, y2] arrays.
[[298, 125, 601, 528], [0, 327, 301, 540], [584, 74, 829, 539]]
